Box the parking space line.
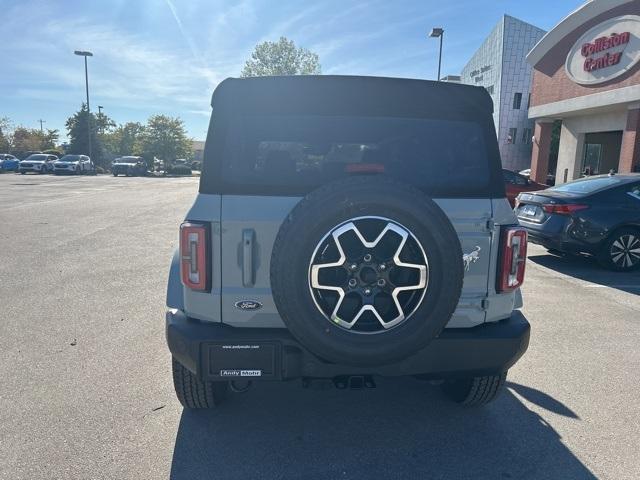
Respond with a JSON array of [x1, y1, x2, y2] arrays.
[[583, 284, 640, 289]]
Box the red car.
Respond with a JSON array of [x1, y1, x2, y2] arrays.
[[503, 169, 546, 207]]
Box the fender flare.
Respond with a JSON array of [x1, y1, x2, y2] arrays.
[[166, 249, 184, 310]]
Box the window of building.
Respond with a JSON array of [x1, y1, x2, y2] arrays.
[[522, 128, 532, 144], [485, 85, 494, 95], [507, 128, 517, 144], [513, 92, 522, 109]]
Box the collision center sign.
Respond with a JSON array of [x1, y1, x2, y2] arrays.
[[565, 15, 640, 85]]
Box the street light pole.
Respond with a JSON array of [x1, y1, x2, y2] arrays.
[[74, 50, 93, 158], [429, 27, 444, 81], [97, 105, 104, 134]]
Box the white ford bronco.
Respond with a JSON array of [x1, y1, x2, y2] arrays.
[[166, 75, 530, 408]]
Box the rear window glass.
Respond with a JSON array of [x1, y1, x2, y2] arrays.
[[549, 176, 625, 194], [222, 115, 490, 191]]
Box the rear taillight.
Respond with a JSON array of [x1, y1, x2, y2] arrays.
[[497, 227, 527, 293], [180, 222, 209, 291], [542, 204, 589, 215]]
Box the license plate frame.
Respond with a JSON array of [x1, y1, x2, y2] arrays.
[[520, 204, 538, 217], [205, 342, 280, 380]]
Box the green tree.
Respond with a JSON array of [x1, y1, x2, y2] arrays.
[[141, 115, 192, 172], [41, 129, 59, 150], [102, 122, 145, 159], [0, 118, 58, 154], [96, 112, 116, 134], [0, 117, 12, 152], [241, 37, 321, 77], [66, 103, 113, 167]]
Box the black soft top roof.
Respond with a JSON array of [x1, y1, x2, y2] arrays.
[[202, 75, 504, 198], [210, 75, 493, 118]]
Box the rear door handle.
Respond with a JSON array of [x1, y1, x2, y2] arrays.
[[242, 229, 255, 287]]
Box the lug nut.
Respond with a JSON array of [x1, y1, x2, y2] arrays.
[[363, 254, 372, 262], [363, 288, 372, 296], [349, 263, 358, 271], [379, 263, 386, 271], [377, 279, 386, 287], [348, 278, 357, 288]]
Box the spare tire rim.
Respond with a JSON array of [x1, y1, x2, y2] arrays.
[[308, 216, 429, 333]]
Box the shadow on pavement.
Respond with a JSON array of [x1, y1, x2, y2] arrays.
[[528, 250, 640, 296], [170, 378, 595, 480]]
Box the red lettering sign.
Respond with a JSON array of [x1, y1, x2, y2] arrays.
[[581, 32, 630, 56], [580, 32, 630, 72], [584, 52, 623, 72]]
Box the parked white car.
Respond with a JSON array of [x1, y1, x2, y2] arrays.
[[19, 154, 58, 174], [53, 154, 93, 175]]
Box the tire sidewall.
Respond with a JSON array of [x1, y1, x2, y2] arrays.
[[271, 177, 463, 366]]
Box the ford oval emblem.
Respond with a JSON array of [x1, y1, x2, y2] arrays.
[[234, 300, 263, 311]]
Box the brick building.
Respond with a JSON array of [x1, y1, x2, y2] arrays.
[[527, 0, 640, 184]]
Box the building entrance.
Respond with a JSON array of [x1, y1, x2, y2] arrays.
[[582, 131, 623, 175]]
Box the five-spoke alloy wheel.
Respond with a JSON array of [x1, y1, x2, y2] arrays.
[[309, 216, 429, 333]]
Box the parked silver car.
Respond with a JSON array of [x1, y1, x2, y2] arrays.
[[53, 154, 93, 175], [19, 154, 58, 174]]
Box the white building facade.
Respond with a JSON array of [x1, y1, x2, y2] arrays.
[[461, 15, 546, 171]]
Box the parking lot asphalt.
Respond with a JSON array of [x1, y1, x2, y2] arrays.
[[0, 173, 639, 480]]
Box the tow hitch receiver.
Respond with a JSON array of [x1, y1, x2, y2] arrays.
[[333, 375, 376, 390]]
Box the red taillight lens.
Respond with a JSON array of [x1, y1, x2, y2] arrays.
[[497, 227, 527, 293], [542, 204, 589, 215], [180, 222, 209, 291]]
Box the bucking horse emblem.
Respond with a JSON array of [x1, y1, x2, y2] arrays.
[[462, 246, 481, 271]]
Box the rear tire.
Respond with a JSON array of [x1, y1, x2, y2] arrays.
[[598, 227, 640, 271], [441, 372, 507, 406], [172, 357, 227, 409]]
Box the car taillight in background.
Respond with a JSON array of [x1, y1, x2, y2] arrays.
[[497, 227, 527, 293], [180, 222, 209, 291], [542, 204, 589, 215]]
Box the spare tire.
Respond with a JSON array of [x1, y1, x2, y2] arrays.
[[270, 176, 463, 367]]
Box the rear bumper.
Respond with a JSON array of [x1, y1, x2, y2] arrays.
[[522, 224, 596, 254], [519, 215, 584, 253], [166, 310, 530, 381]]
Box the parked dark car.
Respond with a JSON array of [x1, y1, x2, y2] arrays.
[[503, 169, 546, 207], [111, 156, 148, 176], [519, 168, 555, 186], [516, 173, 640, 271], [166, 158, 192, 175]]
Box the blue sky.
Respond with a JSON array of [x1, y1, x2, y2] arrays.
[[1, 0, 584, 141]]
